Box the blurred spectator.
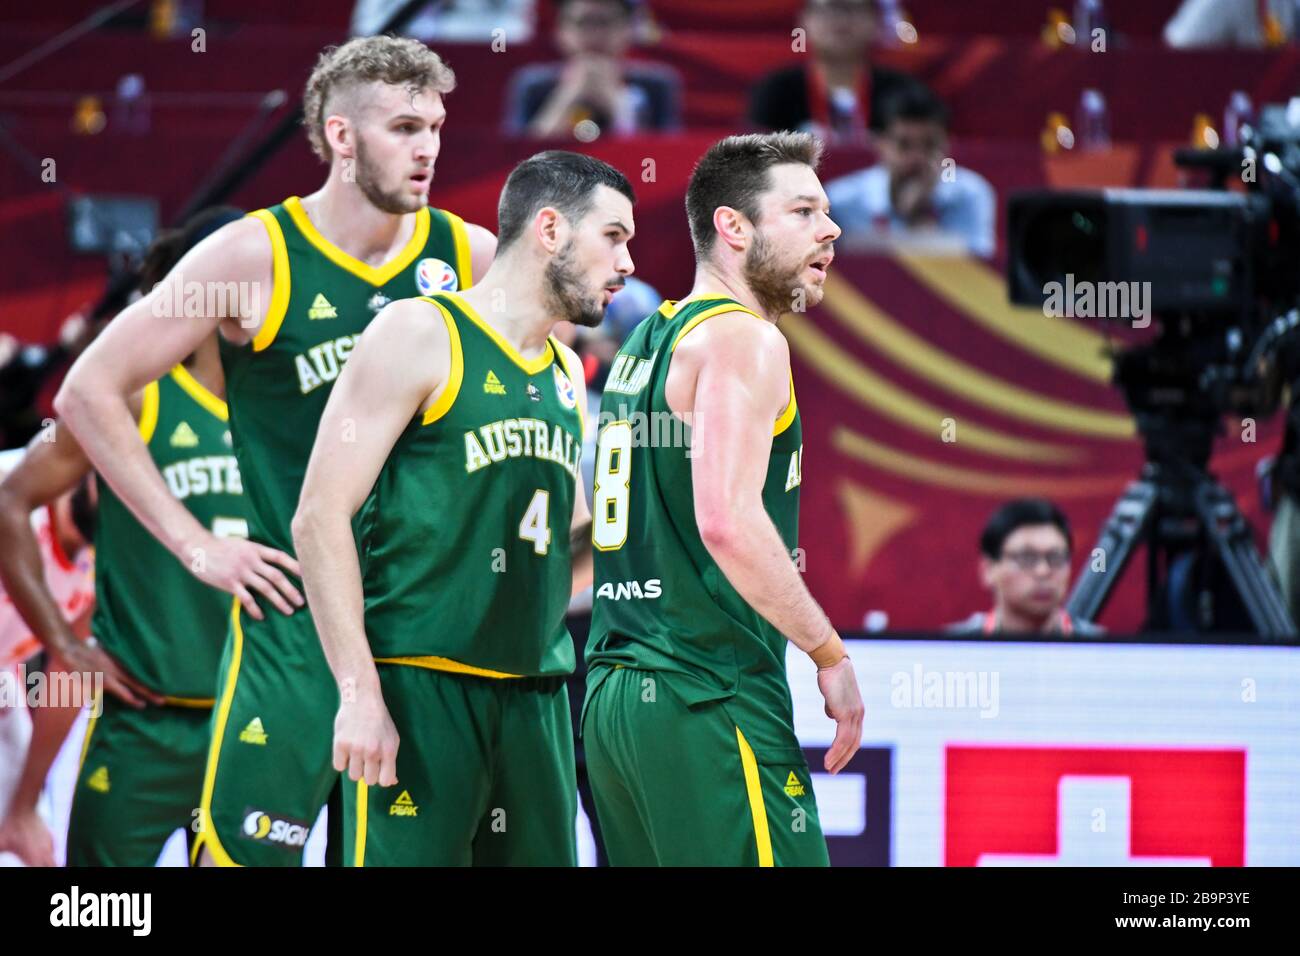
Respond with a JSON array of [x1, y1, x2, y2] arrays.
[[1164, 0, 1295, 48], [825, 85, 995, 257], [504, 0, 681, 139], [947, 498, 1104, 636], [351, 0, 537, 42], [748, 0, 930, 145]]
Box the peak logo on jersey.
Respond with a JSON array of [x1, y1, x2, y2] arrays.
[[389, 790, 419, 817], [554, 365, 577, 409], [86, 766, 111, 793], [484, 370, 506, 395], [596, 578, 662, 601], [784, 771, 805, 797], [238, 716, 268, 745], [527, 383, 542, 402], [416, 257, 458, 295], [308, 293, 337, 320], [241, 808, 310, 849], [169, 421, 199, 448]]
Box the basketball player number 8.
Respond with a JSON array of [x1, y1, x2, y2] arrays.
[[593, 420, 632, 551]]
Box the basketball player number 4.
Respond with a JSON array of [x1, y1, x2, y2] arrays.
[[592, 420, 631, 551]]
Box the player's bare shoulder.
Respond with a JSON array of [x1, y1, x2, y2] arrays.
[[170, 215, 276, 346], [353, 296, 456, 414]]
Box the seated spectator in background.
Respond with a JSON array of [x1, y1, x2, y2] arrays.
[[947, 498, 1105, 636], [504, 0, 681, 139], [748, 0, 929, 145], [1164, 0, 1294, 48], [825, 85, 995, 257]]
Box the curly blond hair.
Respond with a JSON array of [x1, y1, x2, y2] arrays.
[[303, 36, 456, 163]]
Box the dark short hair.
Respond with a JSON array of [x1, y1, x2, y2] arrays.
[[880, 84, 950, 132], [684, 131, 824, 259], [496, 150, 636, 251], [979, 498, 1073, 559]]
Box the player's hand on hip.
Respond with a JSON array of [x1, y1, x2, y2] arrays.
[[816, 656, 864, 774], [50, 637, 164, 707], [334, 693, 400, 788], [185, 531, 304, 620]]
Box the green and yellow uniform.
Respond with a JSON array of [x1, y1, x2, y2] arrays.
[[345, 291, 584, 866], [197, 197, 473, 866], [583, 296, 827, 867], [68, 365, 244, 866]]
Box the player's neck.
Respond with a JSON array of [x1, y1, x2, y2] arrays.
[[687, 264, 779, 323], [457, 254, 556, 359], [815, 54, 865, 91], [298, 182, 416, 267]]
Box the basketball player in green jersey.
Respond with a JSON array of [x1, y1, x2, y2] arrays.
[[55, 36, 496, 866], [0, 332, 243, 865], [292, 151, 635, 865], [583, 132, 864, 866]]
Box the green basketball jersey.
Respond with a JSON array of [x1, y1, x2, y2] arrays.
[[358, 292, 584, 678], [585, 296, 804, 707], [92, 365, 246, 701], [221, 196, 472, 553]]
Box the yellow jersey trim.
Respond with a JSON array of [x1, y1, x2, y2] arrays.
[[736, 727, 774, 867], [169, 364, 228, 422], [249, 209, 291, 352], [77, 708, 99, 775], [669, 301, 764, 352], [162, 695, 216, 708], [420, 298, 465, 426], [282, 196, 430, 287], [193, 598, 246, 867], [441, 291, 555, 376], [374, 655, 525, 680], [444, 209, 473, 287], [553, 339, 586, 436], [137, 381, 160, 443], [354, 780, 368, 867], [773, 372, 797, 437]]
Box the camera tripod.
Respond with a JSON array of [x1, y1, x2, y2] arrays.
[[1065, 418, 1296, 638]]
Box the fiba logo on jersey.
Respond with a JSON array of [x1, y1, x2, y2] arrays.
[[415, 257, 458, 295], [554, 364, 577, 409]]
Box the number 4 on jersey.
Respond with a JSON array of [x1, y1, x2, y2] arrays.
[[519, 489, 552, 555]]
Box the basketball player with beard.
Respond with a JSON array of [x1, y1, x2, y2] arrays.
[[292, 151, 634, 865], [583, 132, 864, 866], [56, 36, 496, 866]]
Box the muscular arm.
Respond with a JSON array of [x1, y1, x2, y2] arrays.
[[291, 299, 450, 787], [677, 314, 863, 772], [679, 315, 836, 654], [54, 219, 301, 619]]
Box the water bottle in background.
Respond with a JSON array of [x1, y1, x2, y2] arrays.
[[1223, 91, 1255, 148], [1073, 0, 1105, 44], [1076, 88, 1110, 151]]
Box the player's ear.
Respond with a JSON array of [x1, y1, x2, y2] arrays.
[[533, 207, 563, 254], [326, 113, 355, 161], [712, 205, 749, 253], [979, 555, 996, 590]]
